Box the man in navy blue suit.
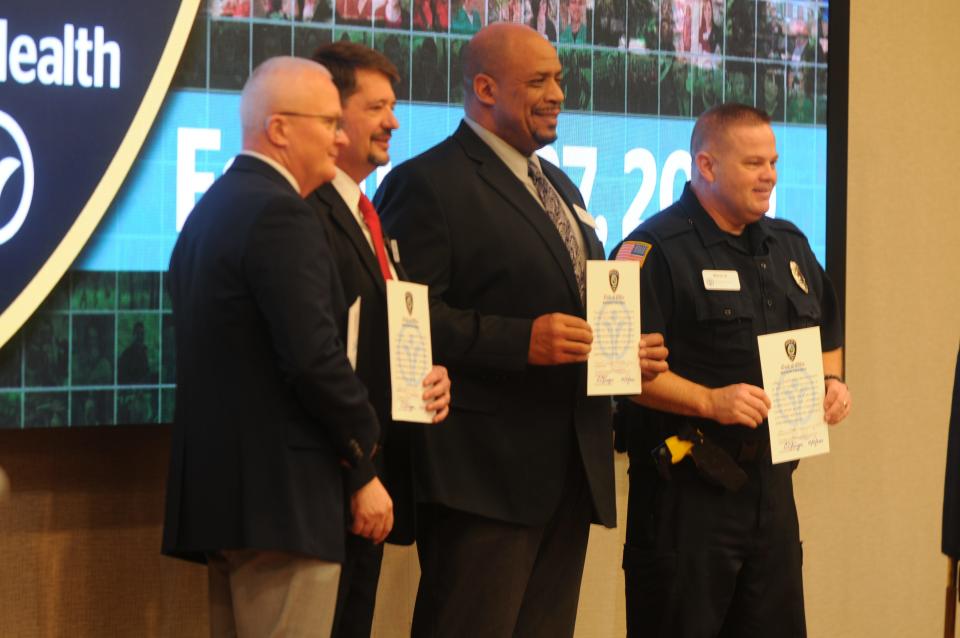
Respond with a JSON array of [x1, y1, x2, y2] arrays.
[[376, 24, 668, 637], [307, 42, 452, 638], [162, 56, 392, 637]]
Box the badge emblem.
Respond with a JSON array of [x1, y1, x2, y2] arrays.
[[0, 1, 201, 349], [608, 268, 619, 293], [405, 291, 414, 315], [785, 339, 797, 362], [790, 260, 809, 294]]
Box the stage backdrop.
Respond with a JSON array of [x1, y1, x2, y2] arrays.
[[0, 0, 829, 427]]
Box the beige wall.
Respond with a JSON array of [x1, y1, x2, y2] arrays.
[[797, 1, 960, 636], [2, 1, 960, 635], [0, 427, 207, 637]]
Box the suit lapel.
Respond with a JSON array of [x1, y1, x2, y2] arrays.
[[454, 123, 583, 308], [541, 163, 605, 261], [315, 184, 387, 295]]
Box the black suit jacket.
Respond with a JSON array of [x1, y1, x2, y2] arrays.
[[162, 156, 380, 564], [376, 122, 616, 528], [307, 182, 418, 544]]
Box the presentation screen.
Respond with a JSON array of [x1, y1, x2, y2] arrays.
[[0, 0, 831, 427]]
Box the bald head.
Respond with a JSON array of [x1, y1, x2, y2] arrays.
[[463, 24, 564, 155], [240, 56, 334, 146], [240, 56, 346, 195], [463, 24, 529, 99], [463, 24, 551, 105]]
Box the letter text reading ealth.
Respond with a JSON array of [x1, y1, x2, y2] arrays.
[[0, 18, 121, 89]]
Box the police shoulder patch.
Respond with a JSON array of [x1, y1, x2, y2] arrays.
[[615, 241, 652, 268]]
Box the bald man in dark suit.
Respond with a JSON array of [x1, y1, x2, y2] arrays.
[[376, 24, 667, 638], [162, 57, 393, 637]]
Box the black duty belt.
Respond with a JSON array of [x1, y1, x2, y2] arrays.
[[650, 425, 768, 492], [715, 436, 769, 464]]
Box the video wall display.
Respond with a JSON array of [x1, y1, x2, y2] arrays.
[[0, 0, 830, 427]]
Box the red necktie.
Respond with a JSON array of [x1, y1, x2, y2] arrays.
[[358, 194, 393, 281]]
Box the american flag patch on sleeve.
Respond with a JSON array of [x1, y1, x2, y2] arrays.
[[614, 241, 652, 267]]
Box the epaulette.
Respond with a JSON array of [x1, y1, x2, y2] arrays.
[[765, 216, 808, 239], [641, 205, 694, 241]]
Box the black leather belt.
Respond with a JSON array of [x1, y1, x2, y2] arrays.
[[713, 437, 769, 464]]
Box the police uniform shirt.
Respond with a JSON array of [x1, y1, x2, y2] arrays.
[[622, 182, 842, 443]]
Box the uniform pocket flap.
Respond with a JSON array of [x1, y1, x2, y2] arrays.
[[786, 289, 821, 321], [694, 293, 754, 322]]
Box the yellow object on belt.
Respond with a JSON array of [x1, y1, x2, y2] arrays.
[[664, 436, 694, 464]]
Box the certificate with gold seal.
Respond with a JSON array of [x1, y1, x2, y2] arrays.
[[586, 260, 642, 396], [386, 280, 434, 423], [758, 326, 830, 464]]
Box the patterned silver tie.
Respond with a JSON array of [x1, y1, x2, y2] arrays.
[[527, 159, 586, 303]]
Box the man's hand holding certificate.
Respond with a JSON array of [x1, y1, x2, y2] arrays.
[[758, 326, 830, 463]]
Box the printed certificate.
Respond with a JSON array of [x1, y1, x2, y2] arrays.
[[586, 260, 642, 396], [758, 326, 830, 464], [386, 280, 434, 423]]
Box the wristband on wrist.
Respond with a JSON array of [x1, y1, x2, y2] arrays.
[[824, 374, 844, 384]]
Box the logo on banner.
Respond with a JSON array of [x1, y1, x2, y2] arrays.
[[0, 0, 201, 348], [0, 111, 33, 245]]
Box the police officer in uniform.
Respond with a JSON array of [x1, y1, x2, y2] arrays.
[[612, 103, 852, 637]]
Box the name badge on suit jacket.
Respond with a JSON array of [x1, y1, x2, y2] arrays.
[[573, 204, 596, 229], [390, 238, 401, 265]]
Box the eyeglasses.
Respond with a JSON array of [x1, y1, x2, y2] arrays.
[[272, 111, 343, 133]]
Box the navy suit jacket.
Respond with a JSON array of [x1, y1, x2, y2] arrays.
[[307, 182, 418, 544], [162, 156, 380, 563], [376, 122, 616, 528]]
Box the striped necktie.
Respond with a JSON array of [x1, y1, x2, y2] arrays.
[[527, 159, 585, 302]]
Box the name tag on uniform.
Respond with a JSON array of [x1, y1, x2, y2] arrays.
[[702, 269, 741, 291], [573, 204, 596, 229]]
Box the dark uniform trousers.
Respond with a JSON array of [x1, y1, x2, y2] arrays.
[[624, 441, 805, 638]]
